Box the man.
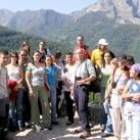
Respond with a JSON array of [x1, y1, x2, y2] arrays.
[[18, 49, 31, 128], [61, 52, 75, 125], [91, 38, 108, 66], [0, 50, 12, 140], [38, 41, 51, 63], [74, 49, 96, 138], [74, 35, 92, 60]]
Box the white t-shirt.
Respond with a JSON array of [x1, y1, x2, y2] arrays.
[[61, 64, 76, 91]]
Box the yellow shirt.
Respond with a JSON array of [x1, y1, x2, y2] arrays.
[[91, 48, 103, 66]]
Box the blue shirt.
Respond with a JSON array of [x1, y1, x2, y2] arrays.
[[45, 66, 57, 87]]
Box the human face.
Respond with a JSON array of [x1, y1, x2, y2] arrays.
[[118, 60, 127, 70], [76, 36, 84, 46], [65, 54, 73, 64], [33, 52, 40, 62], [100, 45, 107, 51], [75, 51, 84, 61], [19, 51, 27, 62], [104, 52, 112, 64], [45, 57, 52, 66], [10, 54, 18, 64], [130, 67, 137, 78], [39, 42, 45, 50], [0, 54, 8, 66], [23, 45, 30, 52]]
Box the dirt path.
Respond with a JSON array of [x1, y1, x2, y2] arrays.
[[11, 118, 114, 140]]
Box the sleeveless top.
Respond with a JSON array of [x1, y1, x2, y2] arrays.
[[124, 79, 140, 113], [7, 64, 21, 82]]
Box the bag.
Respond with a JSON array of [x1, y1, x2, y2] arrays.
[[86, 62, 101, 93], [111, 82, 117, 89], [89, 78, 100, 93]]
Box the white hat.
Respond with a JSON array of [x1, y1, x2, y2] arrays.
[[98, 38, 109, 46]]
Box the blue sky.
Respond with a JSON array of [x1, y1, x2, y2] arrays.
[[0, 0, 96, 13]]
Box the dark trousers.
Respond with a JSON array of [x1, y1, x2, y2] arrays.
[[74, 85, 90, 131], [64, 91, 74, 122], [0, 98, 9, 140], [22, 88, 31, 124]]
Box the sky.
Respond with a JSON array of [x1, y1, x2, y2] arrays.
[[0, 0, 97, 14]]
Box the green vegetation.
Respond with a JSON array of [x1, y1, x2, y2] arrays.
[[0, 25, 70, 55]]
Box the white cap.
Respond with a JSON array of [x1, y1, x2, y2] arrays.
[[98, 38, 109, 46]]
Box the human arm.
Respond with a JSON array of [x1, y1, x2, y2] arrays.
[[25, 66, 34, 96]]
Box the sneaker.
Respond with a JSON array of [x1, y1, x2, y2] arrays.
[[25, 122, 31, 128], [79, 131, 91, 139], [35, 125, 42, 132]]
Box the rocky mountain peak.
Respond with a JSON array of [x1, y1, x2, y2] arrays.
[[72, 0, 140, 24]]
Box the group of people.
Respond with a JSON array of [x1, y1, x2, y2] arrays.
[[0, 35, 140, 140]]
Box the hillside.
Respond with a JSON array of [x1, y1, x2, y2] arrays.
[[0, 0, 140, 60], [0, 25, 69, 54]]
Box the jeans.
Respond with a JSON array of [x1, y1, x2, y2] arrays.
[[100, 87, 107, 127], [103, 100, 113, 133], [64, 91, 74, 122], [49, 86, 57, 122], [74, 85, 90, 131], [9, 89, 24, 129], [125, 112, 140, 140]]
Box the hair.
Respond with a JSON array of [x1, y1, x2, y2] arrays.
[[0, 50, 8, 56], [102, 50, 115, 67], [126, 55, 135, 65], [22, 41, 29, 46], [19, 48, 28, 54], [77, 35, 84, 40], [53, 51, 62, 59], [39, 41, 46, 45], [10, 51, 18, 64], [66, 52, 73, 56], [45, 55, 53, 66]]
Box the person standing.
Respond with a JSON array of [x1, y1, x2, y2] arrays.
[[25, 51, 51, 132], [74, 49, 96, 138], [122, 64, 140, 140], [61, 52, 75, 125], [18, 49, 31, 128], [38, 41, 51, 63], [0, 50, 12, 140], [74, 35, 91, 60], [45, 56, 59, 125], [7, 52, 24, 131], [91, 38, 108, 66]]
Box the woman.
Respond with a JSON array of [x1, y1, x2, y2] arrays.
[[100, 50, 115, 132], [7, 52, 23, 131], [122, 64, 140, 140], [110, 56, 129, 139], [45, 56, 58, 125], [25, 51, 51, 132]]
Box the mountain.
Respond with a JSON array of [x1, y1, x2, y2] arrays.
[[0, 25, 69, 53], [0, 0, 140, 60], [0, 9, 74, 37], [72, 0, 140, 24]]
